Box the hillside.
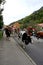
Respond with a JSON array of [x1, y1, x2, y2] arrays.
[[10, 7, 43, 28]]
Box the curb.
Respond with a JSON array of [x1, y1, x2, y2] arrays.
[[14, 37, 37, 65], [13, 37, 37, 65], [17, 43, 37, 65]]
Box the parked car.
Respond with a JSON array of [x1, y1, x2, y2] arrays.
[[36, 31, 43, 38]]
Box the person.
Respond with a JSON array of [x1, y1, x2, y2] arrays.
[[4, 27, 11, 40], [22, 30, 32, 48]]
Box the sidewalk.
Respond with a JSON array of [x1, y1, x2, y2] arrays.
[[0, 36, 36, 65]]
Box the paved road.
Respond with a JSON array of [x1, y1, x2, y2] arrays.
[[14, 36, 43, 65], [0, 36, 36, 65]]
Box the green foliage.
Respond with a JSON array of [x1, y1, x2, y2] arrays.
[[0, 15, 3, 21], [20, 25, 23, 29], [0, 0, 2, 4], [0, 0, 5, 4], [18, 7, 43, 28], [0, 9, 4, 14], [0, 30, 3, 40], [0, 21, 3, 29], [0, 0, 5, 29], [0, 15, 3, 29], [10, 7, 43, 30]]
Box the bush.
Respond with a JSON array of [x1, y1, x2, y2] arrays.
[[0, 30, 3, 40]]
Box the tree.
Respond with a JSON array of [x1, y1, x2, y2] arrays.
[[0, 0, 5, 29]]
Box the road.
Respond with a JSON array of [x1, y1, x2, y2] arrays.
[[14, 36, 43, 65], [0, 35, 37, 65]]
